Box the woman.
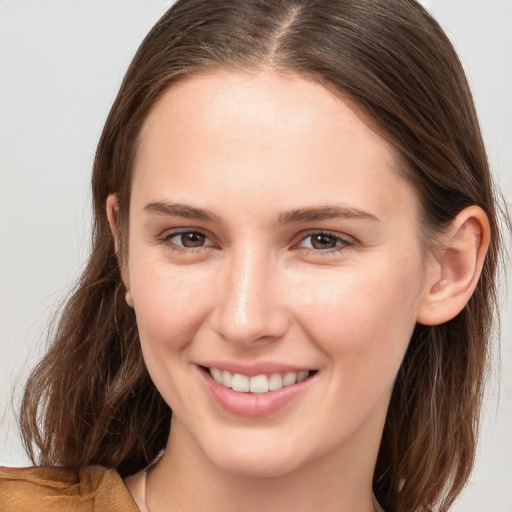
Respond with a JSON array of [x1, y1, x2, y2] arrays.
[[0, 1, 504, 511]]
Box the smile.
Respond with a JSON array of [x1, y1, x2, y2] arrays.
[[200, 365, 317, 417], [208, 367, 311, 394]]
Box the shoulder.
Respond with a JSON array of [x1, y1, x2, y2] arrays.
[[0, 465, 139, 512]]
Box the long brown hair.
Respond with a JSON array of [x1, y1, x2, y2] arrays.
[[20, 1, 503, 511]]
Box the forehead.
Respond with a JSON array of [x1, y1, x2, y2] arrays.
[[132, 70, 418, 223]]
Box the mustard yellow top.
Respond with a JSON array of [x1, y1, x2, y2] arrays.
[[0, 465, 139, 512]]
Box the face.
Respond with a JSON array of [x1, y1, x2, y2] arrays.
[[117, 71, 432, 478]]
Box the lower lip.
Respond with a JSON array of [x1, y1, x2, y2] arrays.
[[198, 367, 315, 418]]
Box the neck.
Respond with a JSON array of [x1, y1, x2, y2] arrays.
[[144, 418, 382, 512]]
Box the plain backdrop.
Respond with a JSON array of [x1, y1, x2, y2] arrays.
[[0, 1, 510, 510]]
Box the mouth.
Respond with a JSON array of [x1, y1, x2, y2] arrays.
[[202, 366, 316, 394], [198, 365, 318, 417]]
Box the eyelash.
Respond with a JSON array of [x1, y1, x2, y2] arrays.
[[158, 229, 354, 255]]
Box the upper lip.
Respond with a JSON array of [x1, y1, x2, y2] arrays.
[[198, 361, 315, 377]]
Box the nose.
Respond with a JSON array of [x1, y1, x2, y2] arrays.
[[211, 248, 290, 346]]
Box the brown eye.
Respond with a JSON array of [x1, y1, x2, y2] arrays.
[[298, 232, 352, 253], [166, 231, 212, 249], [180, 232, 206, 247], [310, 233, 338, 249]]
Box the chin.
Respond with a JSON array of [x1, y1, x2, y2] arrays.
[[216, 453, 303, 479], [202, 432, 312, 479]]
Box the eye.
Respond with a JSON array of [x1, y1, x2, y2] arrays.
[[297, 231, 353, 252], [164, 230, 213, 249]]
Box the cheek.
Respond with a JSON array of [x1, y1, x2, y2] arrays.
[[128, 262, 219, 415], [293, 254, 424, 378], [289, 260, 424, 438], [129, 262, 213, 366]]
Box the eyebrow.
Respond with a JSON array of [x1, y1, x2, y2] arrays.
[[276, 205, 380, 224], [143, 201, 380, 224], [143, 201, 221, 222]]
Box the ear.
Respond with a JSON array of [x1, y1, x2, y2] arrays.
[[416, 206, 490, 326], [106, 194, 134, 308]]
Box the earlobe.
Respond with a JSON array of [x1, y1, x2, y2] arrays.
[[125, 290, 134, 308], [416, 206, 490, 326], [106, 194, 133, 308]]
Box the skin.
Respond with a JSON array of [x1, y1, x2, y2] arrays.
[[108, 71, 489, 512]]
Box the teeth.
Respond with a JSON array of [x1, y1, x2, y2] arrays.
[[210, 367, 222, 383], [282, 371, 297, 387], [208, 368, 310, 394], [249, 374, 268, 394], [231, 373, 249, 392], [268, 373, 283, 391], [221, 369, 232, 388], [296, 370, 309, 382]]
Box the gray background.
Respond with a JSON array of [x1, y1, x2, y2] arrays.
[[0, 1, 510, 510]]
